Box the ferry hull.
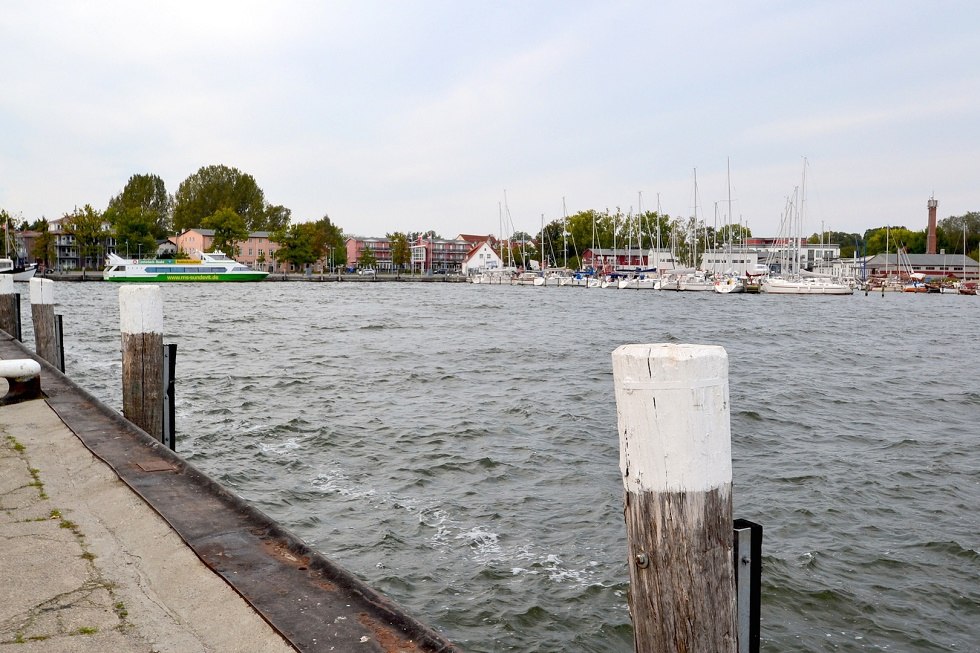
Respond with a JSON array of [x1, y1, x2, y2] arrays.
[[105, 272, 268, 282]]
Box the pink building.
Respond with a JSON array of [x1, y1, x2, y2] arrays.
[[174, 229, 280, 271]]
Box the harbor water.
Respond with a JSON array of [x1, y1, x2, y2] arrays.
[[14, 282, 979, 651]]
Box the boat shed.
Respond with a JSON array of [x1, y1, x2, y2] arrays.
[[862, 253, 979, 280]]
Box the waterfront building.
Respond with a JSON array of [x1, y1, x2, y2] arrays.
[[42, 217, 116, 271], [462, 238, 504, 274], [345, 234, 478, 274], [581, 248, 678, 272], [861, 252, 979, 281], [174, 229, 279, 271]]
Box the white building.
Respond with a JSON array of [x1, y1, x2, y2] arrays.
[[462, 240, 504, 274]]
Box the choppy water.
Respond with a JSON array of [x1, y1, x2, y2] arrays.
[[13, 282, 980, 651]]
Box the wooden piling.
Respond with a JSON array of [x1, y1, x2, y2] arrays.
[[120, 286, 164, 441], [612, 343, 737, 653], [30, 278, 60, 367], [0, 275, 20, 339]]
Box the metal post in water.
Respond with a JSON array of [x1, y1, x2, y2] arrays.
[[162, 343, 177, 451], [733, 519, 763, 653], [54, 313, 65, 373], [612, 343, 737, 652]]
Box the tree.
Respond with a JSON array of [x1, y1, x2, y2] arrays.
[[107, 173, 172, 237], [172, 164, 269, 233], [109, 207, 159, 258], [271, 222, 319, 270], [62, 205, 108, 276], [937, 211, 980, 257], [201, 208, 249, 256], [264, 204, 292, 233], [864, 226, 925, 255], [717, 223, 752, 245], [30, 219, 56, 268], [358, 246, 377, 269], [308, 215, 344, 267], [387, 232, 410, 274]]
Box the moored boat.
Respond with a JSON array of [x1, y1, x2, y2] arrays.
[[0, 258, 37, 281], [760, 276, 854, 295], [103, 251, 268, 282]]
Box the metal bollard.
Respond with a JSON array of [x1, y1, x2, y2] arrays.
[[0, 359, 43, 405]]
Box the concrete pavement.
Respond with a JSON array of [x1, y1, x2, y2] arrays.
[[0, 397, 296, 652]]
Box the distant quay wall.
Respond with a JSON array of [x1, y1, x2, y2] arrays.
[[37, 272, 467, 283]]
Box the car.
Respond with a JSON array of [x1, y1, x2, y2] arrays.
[[357, 268, 376, 276]]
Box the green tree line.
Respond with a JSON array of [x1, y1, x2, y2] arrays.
[[5, 168, 979, 271]]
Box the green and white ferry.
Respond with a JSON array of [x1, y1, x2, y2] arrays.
[[103, 251, 269, 282]]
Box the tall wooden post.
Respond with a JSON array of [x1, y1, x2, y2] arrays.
[[0, 275, 21, 340], [612, 343, 736, 652], [120, 286, 164, 441], [30, 278, 60, 367]]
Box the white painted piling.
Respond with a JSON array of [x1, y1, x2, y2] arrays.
[[119, 286, 164, 441], [29, 277, 59, 367], [0, 275, 19, 338], [612, 343, 737, 652]]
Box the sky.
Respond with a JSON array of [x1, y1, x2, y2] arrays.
[[2, 1, 978, 240]]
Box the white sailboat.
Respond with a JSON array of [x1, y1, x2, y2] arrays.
[[714, 159, 745, 294], [760, 159, 852, 296]]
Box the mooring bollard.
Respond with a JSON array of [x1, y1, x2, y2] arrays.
[[0, 359, 42, 405], [0, 275, 21, 340], [120, 286, 164, 441], [612, 343, 737, 653], [30, 278, 62, 370]]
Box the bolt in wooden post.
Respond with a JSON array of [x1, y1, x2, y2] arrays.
[[120, 286, 164, 441], [0, 275, 21, 340], [612, 343, 737, 653], [30, 278, 60, 367]]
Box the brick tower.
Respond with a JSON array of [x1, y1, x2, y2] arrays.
[[926, 196, 938, 255]]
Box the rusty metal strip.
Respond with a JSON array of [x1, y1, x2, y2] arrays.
[[0, 336, 459, 652]]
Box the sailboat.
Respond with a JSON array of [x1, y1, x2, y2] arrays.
[[1, 221, 37, 281], [760, 159, 852, 295], [714, 159, 745, 294], [958, 225, 978, 295]]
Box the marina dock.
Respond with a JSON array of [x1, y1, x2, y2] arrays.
[[0, 333, 457, 652]]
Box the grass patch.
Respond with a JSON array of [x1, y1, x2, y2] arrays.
[[5, 435, 25, 452], [27, 467, 48, 499], [114, 602, 128, 619], [80, 551, 96, 561], [74, 626, 99, 635]]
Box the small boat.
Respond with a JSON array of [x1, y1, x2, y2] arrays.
[[103, 251, 269, 282], [2, 226, 36, 280], [713, 276, 745, 294], [0, 258, 37, 281]]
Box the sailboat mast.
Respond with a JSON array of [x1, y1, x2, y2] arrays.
[[727, 158, 733, 275], [656, 193, 662, 270], [562, 197, 568, 269]]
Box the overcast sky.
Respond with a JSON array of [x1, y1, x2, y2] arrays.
[[2, 1, 978, 240]]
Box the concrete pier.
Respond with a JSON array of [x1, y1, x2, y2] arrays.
[[0, 334, 457, 652]]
